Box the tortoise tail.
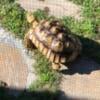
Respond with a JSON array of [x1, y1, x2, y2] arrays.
[[26, 12, 35, 24]]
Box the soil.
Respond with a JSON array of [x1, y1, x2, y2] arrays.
[[18, 0, 82, 20]]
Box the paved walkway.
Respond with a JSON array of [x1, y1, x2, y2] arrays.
[[0, 27, 36, 95], [0, 43, 28, 89], [60, 57, 100, 99]]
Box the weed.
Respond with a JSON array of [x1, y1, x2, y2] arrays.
[[68, 0, 100, 37], [29, 50, 60, 92], [0, 3, 28, 38]]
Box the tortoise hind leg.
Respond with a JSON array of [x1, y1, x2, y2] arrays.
[[52, 63, 61, 71], [24, 33, 36, 50]]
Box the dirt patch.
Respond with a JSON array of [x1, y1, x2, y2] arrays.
[[18, 0, 82, 20]]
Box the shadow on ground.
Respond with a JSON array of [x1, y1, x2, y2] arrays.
[[0, 86, 88, 100], [60, 36, 100, 75], [0, 37, 99, 100]]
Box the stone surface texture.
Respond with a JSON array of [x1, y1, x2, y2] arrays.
[[0, 43, 28, 89], [0, 27, 36, 91], [60, 57, 100, 99]]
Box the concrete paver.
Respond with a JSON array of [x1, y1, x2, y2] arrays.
[[0, 43, 28, 89], [60, 57, 100, 99], [0, 27, 36, 95]]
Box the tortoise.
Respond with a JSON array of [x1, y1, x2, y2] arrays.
[[24, 13, 82, 70]]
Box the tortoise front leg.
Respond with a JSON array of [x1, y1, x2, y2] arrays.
[[52, 63, 61, 71], [24, 33, 36, 50]]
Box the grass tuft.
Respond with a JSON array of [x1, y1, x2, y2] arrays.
[[29, 50, 60, 92], [0, 2, 28, 38]]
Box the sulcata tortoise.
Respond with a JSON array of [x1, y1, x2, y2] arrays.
[[24, 13, 82, 70]]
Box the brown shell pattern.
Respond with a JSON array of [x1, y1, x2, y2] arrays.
[[33, 20, 72, 53], [27, 19, 82, 63]]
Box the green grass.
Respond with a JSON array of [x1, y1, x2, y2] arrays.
[[62, 0, 100, 63], [0, 1, 28, 39], [33, 9, 56, 21], [33, 9, 49, 21], [68, 0, 100, 38], [61, 16, 96, 38], [29, 50, 60, 92], [0, 0, 15, 4]]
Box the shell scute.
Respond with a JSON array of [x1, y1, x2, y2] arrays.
[[25, 15, 82, 69]]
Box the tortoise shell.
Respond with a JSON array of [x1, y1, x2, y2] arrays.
[[24, 14, 82, 69]]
